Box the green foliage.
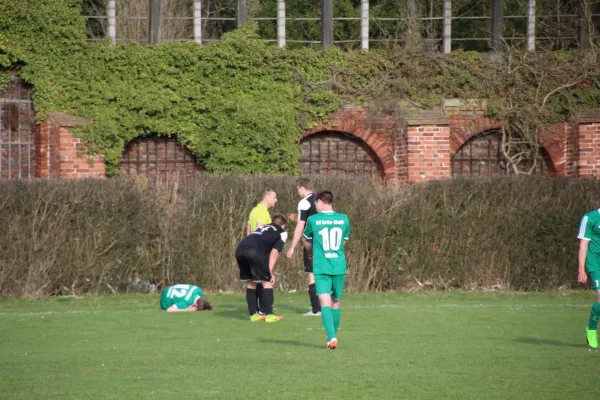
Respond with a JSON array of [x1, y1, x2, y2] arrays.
[[1, 0, 599, 174]]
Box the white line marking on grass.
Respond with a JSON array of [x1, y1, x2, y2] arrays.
[[0, 309, 159, 316], [0, 303, 588, 316]]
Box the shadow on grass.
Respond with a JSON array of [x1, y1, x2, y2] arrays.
[[259, 337, 323, 349], [211, 307, 248, 321], [275, 303, 309, 314], [514, 337, 584, 348]]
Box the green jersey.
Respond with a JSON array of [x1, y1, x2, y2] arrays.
[[160, 284, 203, 310], [578, 209, 600, 272], [303, 211, 350, 275]]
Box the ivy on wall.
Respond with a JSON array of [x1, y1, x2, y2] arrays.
[[1, 0, 598, 175]]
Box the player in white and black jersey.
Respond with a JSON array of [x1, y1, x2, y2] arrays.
[[286, 177, 322, 316], [236, 214, 287, 322]]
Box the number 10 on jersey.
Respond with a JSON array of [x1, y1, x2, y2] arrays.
[[318, 227, 343, 251]]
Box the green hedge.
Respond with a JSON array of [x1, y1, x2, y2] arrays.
[[1, 176, 597, 297]]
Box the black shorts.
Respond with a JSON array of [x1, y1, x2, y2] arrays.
[[236, 245, 271, 282], [303, 246, 313, 273]]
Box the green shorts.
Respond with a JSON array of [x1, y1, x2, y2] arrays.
[[314, 274, 346, 300], [590, 270, 600, 291]]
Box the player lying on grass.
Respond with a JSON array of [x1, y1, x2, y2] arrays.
[[160, 284, 212, 312]]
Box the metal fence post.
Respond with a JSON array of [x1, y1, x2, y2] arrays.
[[194, 0, 202, 44], [107, 0, 116, 44], [578, 2, 590, 49], [321, 0, 333, 49], [443, 0, 451, 53], [526, 0, 535, 51], [277, 0, 285, 48], [490, 0, 504, 52], [149, 0, 161, 44], [361, 0, 369, 51], [237, 0, 248, 28]]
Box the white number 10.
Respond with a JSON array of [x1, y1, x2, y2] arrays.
[[318, 227, 343, 251]]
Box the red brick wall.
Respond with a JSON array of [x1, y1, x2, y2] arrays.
[[56, 127, 105, 178], [406, 125, 451, 181], [36, 121, 105, 178], [577, 123, 600, 178], [300, 108, 401, 183]]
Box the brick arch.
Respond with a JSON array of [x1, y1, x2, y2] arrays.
[[449, 116, 503, 157], [450, 116, 566, 175], [119, 136, 203, 186], [300, 118, 395, 179]]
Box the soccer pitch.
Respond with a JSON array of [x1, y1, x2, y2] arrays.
[[0, 292, 596, 400]]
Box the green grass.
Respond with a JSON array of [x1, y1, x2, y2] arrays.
[[0, 291, 597, 399]]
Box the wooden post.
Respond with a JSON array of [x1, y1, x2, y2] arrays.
[[149, 0, 161, 44], [361, 0, 369, 51], [237, 0, 248, 28], [526, 0, 535, 51], [443, 0, 451, 53], [321, 0, 333, 49], [107, 0, 116, 44], [490, 0, 504, 52], [277, 0, 285, 48], [194, 0, 202, 44]]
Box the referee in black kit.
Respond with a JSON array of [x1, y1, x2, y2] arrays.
[[286, 177, 321, 316], [236, 214, 287, 323]]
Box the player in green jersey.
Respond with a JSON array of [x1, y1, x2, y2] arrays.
[[160, 284, 212, 312], [578, 209, 600, 348], [303, 191, 350, 350]]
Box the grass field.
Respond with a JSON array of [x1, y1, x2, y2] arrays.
[[0, 291, 597, 400]]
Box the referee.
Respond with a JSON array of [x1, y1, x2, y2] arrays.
[[236, 214, 287, 322], [286, 177, 321, 316]]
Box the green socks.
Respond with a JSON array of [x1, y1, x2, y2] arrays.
[[332, 308, 341, 335], [321, 306, 336, 341], [589, 301, 600, 330]]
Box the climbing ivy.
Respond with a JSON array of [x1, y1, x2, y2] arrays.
[[1, 0, 599, 175]]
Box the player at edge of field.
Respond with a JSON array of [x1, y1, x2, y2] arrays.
[[247, 189, 278, 315], [303, 191, 350, 350], [577, 208, 600, 348], [286, 177, 321, 316], [160, 284, 212, 312], [236, 214, 287, 322]]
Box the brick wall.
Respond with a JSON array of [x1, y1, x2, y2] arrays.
[[406, 125, 451, 181], [577, 123, 600, 178], [300, 107, 400, 184], [36, 115, 105, 179]]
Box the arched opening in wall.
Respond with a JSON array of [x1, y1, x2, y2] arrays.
[[119, 136, 203, 187], [0, 76, 35, 179], [300, 131, 384, 182], [452, 130, 555, 177]]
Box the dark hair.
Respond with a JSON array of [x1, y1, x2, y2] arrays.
[[271, 214, 287, 227], [195, 297, 212, 311], [261, 189, 275, 200], [295, 177, 311, 190], [316, 190, 334, 205]]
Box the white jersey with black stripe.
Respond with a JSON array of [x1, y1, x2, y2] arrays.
[[298, 192, 317, 223]]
